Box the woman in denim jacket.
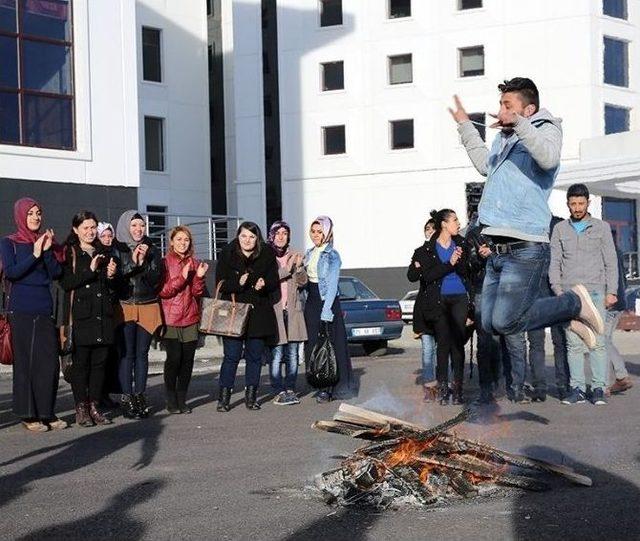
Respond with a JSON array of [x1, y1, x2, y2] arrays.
[[304, 216, 355, 402]]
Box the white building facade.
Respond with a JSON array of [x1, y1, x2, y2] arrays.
[[0, 0, 211, 235], [217, 0, 640, 297]]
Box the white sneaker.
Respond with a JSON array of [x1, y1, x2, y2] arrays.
[[569, 319, 597, 349], [571, 285, 604, 335]]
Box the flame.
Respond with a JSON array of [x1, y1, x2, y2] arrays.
[[384, 438, 435, 468]]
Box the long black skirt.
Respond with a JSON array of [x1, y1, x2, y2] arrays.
[[304, 282, 357, 398], [10, 312, 60, 420]]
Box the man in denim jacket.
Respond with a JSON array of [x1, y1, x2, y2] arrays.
[[450, 78, 603, 355]]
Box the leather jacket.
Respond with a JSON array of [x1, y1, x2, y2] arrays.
[[113, 238, 162, 304]]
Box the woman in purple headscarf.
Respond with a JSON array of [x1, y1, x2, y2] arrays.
[[0, 198, 66, 431], [266, 221, 308, 405], [304, 216, 356, 402]]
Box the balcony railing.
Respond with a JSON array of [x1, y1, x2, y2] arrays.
[[144, 212, 243, 260]]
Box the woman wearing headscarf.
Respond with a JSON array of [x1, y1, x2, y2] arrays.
[[266, 220, 308, 405], [112, 210, 163, 419], [304, 216, 356, 403], [215, 222, 279, 412], [0, 198, 67, 432]]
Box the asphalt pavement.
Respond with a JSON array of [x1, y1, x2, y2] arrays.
[[0, 327, 639, 540]]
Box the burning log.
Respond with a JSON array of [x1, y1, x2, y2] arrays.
[[313, 405, 592, 508]]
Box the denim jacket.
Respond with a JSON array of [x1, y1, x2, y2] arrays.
[[459, 108, 563, 241], [304, 243, 341, 322]]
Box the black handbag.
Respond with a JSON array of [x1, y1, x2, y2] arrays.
[[59, 248, 76, 383], [306, 322, 339, 389]]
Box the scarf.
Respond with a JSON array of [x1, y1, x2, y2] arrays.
[[116, 210, 145, 250], [7, 197, 65, 261], [267, 220, 291, 257], [313, 215, 334, 245], [97, 222, 114, 238]]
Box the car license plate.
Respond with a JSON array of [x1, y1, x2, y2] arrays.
[[352, 327, 382, 337]]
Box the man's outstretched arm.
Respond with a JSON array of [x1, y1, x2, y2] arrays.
[[449, 95, 489, 177]]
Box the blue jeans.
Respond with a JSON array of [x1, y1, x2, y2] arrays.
[[481, 244, 580, 335], [118, 322, 153, 395], [420, 334, 436, 384], [550, 323, 569, 390], [502, 332, 527, 390], [474, 292, 502, 390], [605, 310, 628, 382], [566, 288, 607, 391], [270, 342, 301, 393], [220, 336, 265, 389]]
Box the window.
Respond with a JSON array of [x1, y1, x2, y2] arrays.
[[468, 112, 486, 141], [459, 46, 484, 77], [206, 0, 212, 16], [142, 27, 162, 82], [321, 61, 344, 91], [144, 116, 165, 171], [390, 119, 414, 149], [603, 0, 627, 19], [466, 182, 484, 221], [0, 0, 74, 149], [459, 0, 482, 9], [389, 0, 411, 19], [605, 104, 630, 134], [146, 205, 167, 242], [388, 54, 412, 84], [604, 37, 628, 87], [320, 0, 342, 27], [322, 125, 345, 155]]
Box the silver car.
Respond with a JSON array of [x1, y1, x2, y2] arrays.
[[399, 290, 418, 323]]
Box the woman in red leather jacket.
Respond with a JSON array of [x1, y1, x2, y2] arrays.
[[159, 226, 208, 413]]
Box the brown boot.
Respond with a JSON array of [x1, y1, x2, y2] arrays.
[[88, 401, 113, 425], [422, 384, 438, 403], [608, 377, 633, 394], [75, 402, 94, 427]]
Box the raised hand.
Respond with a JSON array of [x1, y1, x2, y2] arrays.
[[196, 262, 209, 278], [33, 233, 47, 258], [450, 246, 463, 266], [90, 254, 105, 272], [107, 257, 117, 278], [181, 260, 192, 279], [489, 110, 518, 129], [448, 95, 470, 124], [42, 229, 54, 252], [254, 277, 265, 291], [239, 273, 249, 286]]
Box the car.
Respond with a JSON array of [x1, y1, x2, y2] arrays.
[[338, 276, 404, 356], [399, 290, 418, 323]]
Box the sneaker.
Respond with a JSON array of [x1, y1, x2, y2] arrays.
[[569, 320, 597, 349], [530, 388, 547, 403], [557, 385, 571, 401], [22, 420, 49, 432], [591, 387, 607, 405], [561, 387, 587, 405], [316, 391, 332, 404], [47, 417, 69, 430], [571, 285, 605, 335], [285, 390, 300, 405], [273, 391, 287, 405], [608, 377, 633, 394]]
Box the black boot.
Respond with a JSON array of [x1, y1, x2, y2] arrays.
[[437, 383, 450, 405], [216, 387, 232, 412], [245, 385, 260, 410], [121, 394, 140, 419], [166, 390, 180, 414], [134, 393, 150, 418], [451, 381, 464, 405], [176, 391, 191, 414]]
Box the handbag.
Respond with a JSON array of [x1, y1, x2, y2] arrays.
[[59, 248, 76, 381], [0, 242, 15, 365], [306, 322, 339, 389], [199, 281, 253, 337]]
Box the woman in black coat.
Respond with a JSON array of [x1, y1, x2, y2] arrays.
[[60, 211, 119, 427], [215, 221, 279, 412], [407, 209, 470, 405]]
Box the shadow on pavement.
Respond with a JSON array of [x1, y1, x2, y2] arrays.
[[281, 506, 381, 541], [512, 446, 640, 540], [17, 479, 166, 541]]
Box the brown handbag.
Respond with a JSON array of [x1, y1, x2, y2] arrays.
[[0, 242, 15, 365], [199, 281, 252, 337]]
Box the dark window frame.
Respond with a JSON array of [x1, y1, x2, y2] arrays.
[[319, 0, 342, 27], [322, 124, 346, 155], [144, 115, 165, 172], [603, 0, 628, 19], [604, 103, 630, 134], [389, 118, 414, 150], [459, 45, 485, 77], [388, 0, 411, 19], [458, 0, 483, 9], [603, 36, 629, 87], [142, 26, 162, 83], [468, 112, 486, 141], [321, 60, 344, 91], [0, 0, 75, 150]]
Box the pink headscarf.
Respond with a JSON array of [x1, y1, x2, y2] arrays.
[[8, 197, 41, 244], [313, 215, 334, 245]]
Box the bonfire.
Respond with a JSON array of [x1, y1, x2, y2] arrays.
[[313, 405, 591, 508]]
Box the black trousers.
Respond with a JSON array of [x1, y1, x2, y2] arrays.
[[71, 345, 109, 403], [433, 294, 468, 385], [10, 312, 59, 421], [163, 339, 197, 394]]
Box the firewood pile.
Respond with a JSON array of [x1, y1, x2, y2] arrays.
[[313, 404, 591, 508]]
